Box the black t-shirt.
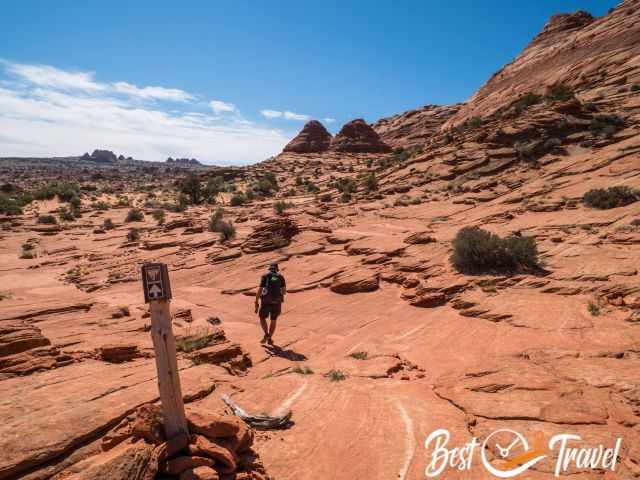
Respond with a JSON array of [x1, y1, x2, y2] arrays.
[[260, 272, 286, 304]]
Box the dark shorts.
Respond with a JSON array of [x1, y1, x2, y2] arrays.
[[259, 302, 281, 321]]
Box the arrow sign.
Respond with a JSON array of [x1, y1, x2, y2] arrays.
[[141, 263, 172, 303], [149, 284, 162, 298]]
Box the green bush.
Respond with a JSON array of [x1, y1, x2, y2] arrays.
[[127, 228, 140, 242], [56, 183, 80, 202], [205, 176, 225, 201], [511, 92, 542, 115], [326, 369, 347, 382], [273, 200, 292, 215], [125, 208, 144, 222], [336, 177, 357, 194], [208, 207, 224, 232], [583, 186, 638, 209], [450, 226, 539, 274], [69, 196, 81, 209], [230, 193, 245, 207], [362, 172, 378, 192], [306, 182, 319, 193], [217, 220, 236, 242], [245, 189, 255, 201], [175, 193, 188, 212], [33, 185, 57, 200], [37, 214, 57, 225], [545, 83, 573, 102], [320, 193, 332, 202], [467, 116, 482, 129], [631, 84, 640, 92], [0, 195, 23, 215], [91, 201, 109, 210], [340, 192, 352, 203], [152, 209, 165, 225], [103, 218, 115, 230], [58, 207, 75, 222]]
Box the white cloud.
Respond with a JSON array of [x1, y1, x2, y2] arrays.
[[0, 62, 289, 164], [209, 100, 237, 114], [260, 109, 283, 119], [323, 117, 336, 124], [3, 61, 105, 92], [260, 109, 311, 121], [113, 81, 194, 102]]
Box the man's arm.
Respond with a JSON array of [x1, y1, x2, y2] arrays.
[[281, 275, 286, 297]]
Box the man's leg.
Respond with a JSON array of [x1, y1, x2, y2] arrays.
[[259, 310, 269, 343], [266, 304, 280, 344]]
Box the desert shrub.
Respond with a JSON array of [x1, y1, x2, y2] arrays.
[[583, 186, 639, 209], [176, 328, 215, 353], [33, 185, 57, 200], [0, 194, 24, 215], [273, 200, 290, 215], [152, 209, 165, 225], [69, 196, 81, 210], [125, 208, 144, 222], [37, 214, 57, 225], [511, 92, 542, 115], [174, 193, 188, 212], [230, 193, 245, 207], [180, 173, 202, 204], [306, 182, 319, 193], [20, 245, 36, 259], [58, 207, 75, 222], [362, 172, 378, 192], [393, 147, 411, 162], [204, 176, 225, 201], [103, 218, 115, 229], [326, 369, 347, 382], [467, 116, 482, 129], [587, 302, 600, 316], [590, 115, 624, 138], [208, 207, 224, 232], [320, 193, 332, 202], [254, 172, 278, 195], [245, 189, 255, 201], [56, 183, 80, 202], [92, 201, 109, 210], [292, 365, 314, 375], [126, 228, 140, 242], [340, 192, 352, 203], [284, 188, 296, 197], [295, 175, 303, 186], [631, 218, 640, 227], [631, 84, 640, 92], [350, 351, 368, 360], [514, 141, 537, 163], [336, 177, 357, 194], [545, 83, 573, 102], [366, 159, 373, 168], [543, 137, 562, 150], [217, 220, 236, 242], [450, 226, 539, 274], [112, 305, 130, 318]]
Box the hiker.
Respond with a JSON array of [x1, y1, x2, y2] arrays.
[[255, 262, 286, 345]]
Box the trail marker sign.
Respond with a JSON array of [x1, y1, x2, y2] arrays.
[[142, 263, 172, 303]]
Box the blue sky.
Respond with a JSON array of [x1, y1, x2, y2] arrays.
[[0, 0, 616, 164]]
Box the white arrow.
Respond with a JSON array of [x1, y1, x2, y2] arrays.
[[149, 284, 162, 297]]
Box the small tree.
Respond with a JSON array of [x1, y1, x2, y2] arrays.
[[127, 228, 140, 242], [208, 207, 224, 232], [218, 221, 236, 242], [180, 172, 202, 204]]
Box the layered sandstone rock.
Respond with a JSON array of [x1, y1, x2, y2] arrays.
[[283, 120, 332, 153], [330, 119, 391, 153]]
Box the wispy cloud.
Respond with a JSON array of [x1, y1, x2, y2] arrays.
[[323, 117, 336, 124], [0, 61, 289, 164], [209, 99, 237, 114], [113, 81, 194, 102], [3, 61, 105, 92], [260, 109, 311, 121]]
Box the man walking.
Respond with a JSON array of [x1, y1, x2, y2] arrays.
[[255, 263, 286, 345]]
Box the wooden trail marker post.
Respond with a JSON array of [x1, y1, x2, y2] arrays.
[[141, 262, 189, 441]]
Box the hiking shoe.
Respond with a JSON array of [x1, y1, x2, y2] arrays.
[[260, 335, 268, 344], [266, 336, 274, 345]]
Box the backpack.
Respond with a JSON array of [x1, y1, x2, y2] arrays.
[[262, 273, 283, 304]]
